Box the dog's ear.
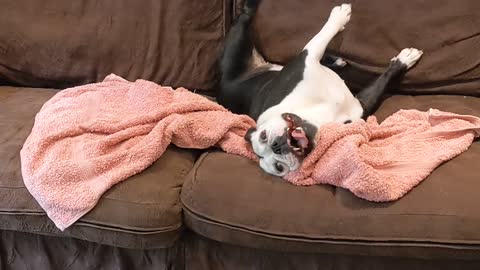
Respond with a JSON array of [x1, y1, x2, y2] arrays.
[[244, 127, 256, 143]]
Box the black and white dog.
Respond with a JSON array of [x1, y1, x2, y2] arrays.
[[217, 0, 423, 176]]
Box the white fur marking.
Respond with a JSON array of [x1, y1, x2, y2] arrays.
[[333, 58, 347, 67], [269, 64, 284, 71], [392, 48, 423, 69], [303, 3, 351, 62], [250, 47, 267, 69], [329, 4, 352, 32], [250, 47, 284, 71]]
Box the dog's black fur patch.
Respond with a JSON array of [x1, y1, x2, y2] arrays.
[[356, 59, 408, 118], [219, 0, 415, 153], [218, 0, 347, 121]]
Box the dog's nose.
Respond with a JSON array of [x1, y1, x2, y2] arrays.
[[271, 136, 288, 155]]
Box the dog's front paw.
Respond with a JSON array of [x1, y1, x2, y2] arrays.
[[328, 4, 352, 31]]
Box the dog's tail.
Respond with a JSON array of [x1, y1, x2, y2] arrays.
[[220, 0, 261, 83]]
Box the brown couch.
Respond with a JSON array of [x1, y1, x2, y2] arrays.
[[1, 0, 479, 269]]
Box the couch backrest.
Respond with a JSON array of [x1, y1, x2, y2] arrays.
[[243, 0, 480, 96], [0, 0, 234, 94], [2, 0, 479, 96]]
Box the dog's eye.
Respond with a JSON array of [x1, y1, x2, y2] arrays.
[[274, 162, 284, 173], [260, 130, 267, 142]]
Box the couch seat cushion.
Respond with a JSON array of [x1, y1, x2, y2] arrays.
[[0, 86, 195, 249], [182, 95, 480, 259]]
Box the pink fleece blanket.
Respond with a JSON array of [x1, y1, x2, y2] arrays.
[[20, 74, 256, 230], [21, 74, 479, 230], [285, 109, 480, 201]]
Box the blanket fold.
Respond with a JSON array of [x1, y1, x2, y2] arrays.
[[285, 109, 480, 202], [20, 74, 256, 230]]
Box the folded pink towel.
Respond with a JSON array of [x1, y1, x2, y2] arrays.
[[21, 74, 256, 230], [285, 109, 480, 202]]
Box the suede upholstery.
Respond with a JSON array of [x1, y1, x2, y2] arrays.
[[1, 0, 480, 269], [238, 0, 480, 95], [0, 0, 231, 94], [181, 95, 480, 259], [0, 87, 196, 248]]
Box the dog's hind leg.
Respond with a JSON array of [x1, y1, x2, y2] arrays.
[[356, 48, 423, 118], [217, 0, 262, 113], [219, 0, 260, 83], [320, 54, 347, 70], [304, 4, 351, 65]]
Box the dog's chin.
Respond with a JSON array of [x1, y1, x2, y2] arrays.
[[285, 152, 303, 172], [286, 155, 302, 173]]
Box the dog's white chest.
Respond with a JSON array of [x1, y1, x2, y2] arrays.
[[259, 64, 363, 128]]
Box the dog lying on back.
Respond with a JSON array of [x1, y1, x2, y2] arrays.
[[217, 0, 423, 176]]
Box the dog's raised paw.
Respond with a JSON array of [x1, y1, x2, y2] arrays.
[[329, 3, 352, 31], [392, 48, 423, 69]]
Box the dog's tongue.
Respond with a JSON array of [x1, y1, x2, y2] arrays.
[[291, 128, 309, 149], [283, 113, 310, 153]]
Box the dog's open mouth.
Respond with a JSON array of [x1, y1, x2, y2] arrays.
[[282, 113, 309, 156]]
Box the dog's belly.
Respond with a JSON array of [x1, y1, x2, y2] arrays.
[[258, 64, 363, 128]]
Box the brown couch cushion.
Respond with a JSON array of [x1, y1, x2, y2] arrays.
[[0, 0, 233, 93], [0, 86, 195, 249], [239, 0, 480, 95], [182, 95, 480, 259]]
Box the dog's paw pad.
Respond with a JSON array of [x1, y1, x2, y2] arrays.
[[392, 48, 423, 69]]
